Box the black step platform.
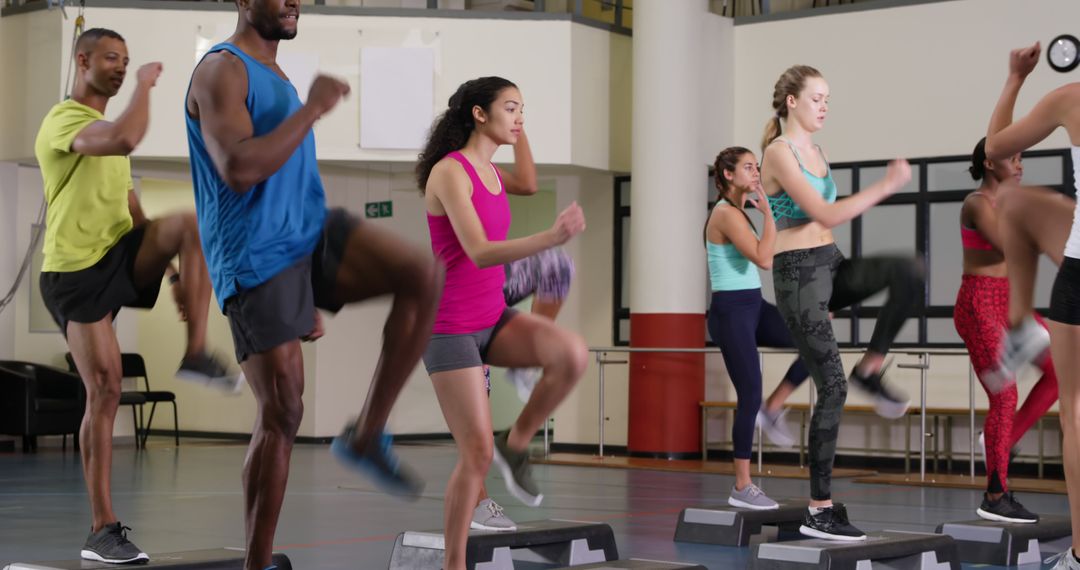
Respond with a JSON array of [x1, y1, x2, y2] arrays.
[[552, 559, 706, 569], [750, 531, 959, 570], [673, 501, 808, 546], [935, 515, 1071, 566], [2, 549, 291, 569], [388, 519, 619, 570]]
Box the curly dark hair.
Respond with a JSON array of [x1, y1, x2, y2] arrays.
[[415, 76, 518, 191]]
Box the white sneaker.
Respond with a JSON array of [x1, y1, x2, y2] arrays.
[[1045, 549, 1080, 569], [756, 408, 795, 448], [505, 367, 541, 403], [988, 316, 1050, 393]]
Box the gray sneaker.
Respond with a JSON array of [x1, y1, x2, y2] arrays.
[[177, 352, 244, 394], [493, 430, 543, 507], [80, 522, 149, 564], [471, 498, 517, 532], [1046, 549, 1080, 569], [727, 483, 779, 510], [756, 407, 795, 448]]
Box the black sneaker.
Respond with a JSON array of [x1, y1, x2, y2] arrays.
[[176, 352, 244, 394], [493, 430, 543, 507], [80, 522, 150, 564], [849, 361, 910, 419], [799, 505, 867, 541], [976, 492, 1039, 523]]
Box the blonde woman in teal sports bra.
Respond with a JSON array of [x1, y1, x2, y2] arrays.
[[759, 65, 923, 541]]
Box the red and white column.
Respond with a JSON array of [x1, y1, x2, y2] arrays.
[[627, 0, 709, 457]]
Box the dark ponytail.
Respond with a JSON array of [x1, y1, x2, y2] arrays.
[[969, 137, 987, 181], [416, 76, 517, 191]]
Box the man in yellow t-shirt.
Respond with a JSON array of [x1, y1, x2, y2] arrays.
[[34, 28, 239, 565]]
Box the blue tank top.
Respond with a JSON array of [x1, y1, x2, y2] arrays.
[[185, 43, 326, 308], [767, 138, 837, 230], [706, 201, 762, 292]]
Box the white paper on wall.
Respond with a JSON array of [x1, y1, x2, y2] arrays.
[[359, 47, 435, 150]]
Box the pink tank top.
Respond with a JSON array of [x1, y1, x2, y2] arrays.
[[427, 151, 511, 334]]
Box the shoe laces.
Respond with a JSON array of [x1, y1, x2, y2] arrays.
[[485, 500, 506, 518], [106, 524, 134, 547], [1044, 549, 1078, 567], [743, 484, 763, 498]]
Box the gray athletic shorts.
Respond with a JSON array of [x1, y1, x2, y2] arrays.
[[422, 308, 518, 374], [223, 208, 358, 362]]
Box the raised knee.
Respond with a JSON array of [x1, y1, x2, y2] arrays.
[[559, 333, 589, 381]]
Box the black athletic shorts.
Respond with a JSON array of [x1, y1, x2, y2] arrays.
[[1050, 255, 1080, 325], [39, 226, 162, 335]]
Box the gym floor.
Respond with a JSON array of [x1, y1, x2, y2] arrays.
[[0, 439, 1067, 569]]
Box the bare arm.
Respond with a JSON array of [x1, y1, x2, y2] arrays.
[[496, 130, 538, 196], [71, 63, 162, 156], [429, 161, 584, 268], [986, 42, 1066, 159], [127, 189, 148, 227], [763, 142, 909, 229], [128, 190, 178, 280], [707, 189, 777, 269], [189, 52, 348, 193], [966, 194, 1005, 252]]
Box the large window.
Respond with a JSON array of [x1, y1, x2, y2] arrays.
[[612, 149, 1074, 347]]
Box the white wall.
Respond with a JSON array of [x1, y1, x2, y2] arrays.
[[733, 0, 1079, 162], [0, 7, 636, 170], [0, 162, 16, 360]]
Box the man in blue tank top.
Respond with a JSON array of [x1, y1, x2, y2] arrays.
[[185, 2, 444, 568]]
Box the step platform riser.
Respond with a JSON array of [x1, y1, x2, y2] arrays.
[[388, 519, 618, 570], [936, 516, 1071, 566], [3, 549, 291, 570]]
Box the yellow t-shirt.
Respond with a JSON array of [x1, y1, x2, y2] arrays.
[[35, 99, 134, 273]]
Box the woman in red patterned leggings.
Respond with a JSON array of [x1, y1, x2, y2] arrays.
[[954, 137, 1058, 523]]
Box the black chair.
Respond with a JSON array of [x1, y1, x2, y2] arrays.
[[64, 353, 148, 449], [0, 360, 84, 452], [120, 353, 179, 447]]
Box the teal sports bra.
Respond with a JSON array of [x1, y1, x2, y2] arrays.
[[766, 138, 837, 230], [706, 201, 762, 292]]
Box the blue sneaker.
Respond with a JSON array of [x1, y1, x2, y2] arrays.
[[331, 424, 424, 500]]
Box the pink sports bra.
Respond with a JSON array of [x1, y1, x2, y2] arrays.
[[960, 191, 996, 252]]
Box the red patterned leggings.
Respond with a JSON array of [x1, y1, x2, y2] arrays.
[[954, 275, 1058, 492]]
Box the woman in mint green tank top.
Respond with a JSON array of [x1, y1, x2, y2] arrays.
[[706, 147, 811, 511]]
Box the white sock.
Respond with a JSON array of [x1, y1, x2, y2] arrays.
[[809, 505, 830, 515]]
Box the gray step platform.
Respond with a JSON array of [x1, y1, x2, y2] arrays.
[[388, 518, 619, 570], [673, 501, 808, 546], [751, 531, 959, 570], [552, 559, 706, 569], [3, 549, 291, 569], [935, 515, 1071, 566]]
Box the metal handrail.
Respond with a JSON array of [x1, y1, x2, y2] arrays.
[[579, 345, 977, 482]]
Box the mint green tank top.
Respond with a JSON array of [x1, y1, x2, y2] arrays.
[[706, 201, 762, 292]]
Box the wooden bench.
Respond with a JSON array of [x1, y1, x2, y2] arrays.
[[701, 401, 1061, 476]]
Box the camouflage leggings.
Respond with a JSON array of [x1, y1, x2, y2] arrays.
[[504, 247, 575, 306], [772, 244, 922, 500]]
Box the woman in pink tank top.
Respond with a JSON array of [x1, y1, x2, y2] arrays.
[[954, 137, 1055, 524], [416, 76, 587, 570]]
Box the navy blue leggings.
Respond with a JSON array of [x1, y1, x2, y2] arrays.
[[707, 288, 810, 459]]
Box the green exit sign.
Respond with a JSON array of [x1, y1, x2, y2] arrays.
[[364, 200, 393, 219]]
